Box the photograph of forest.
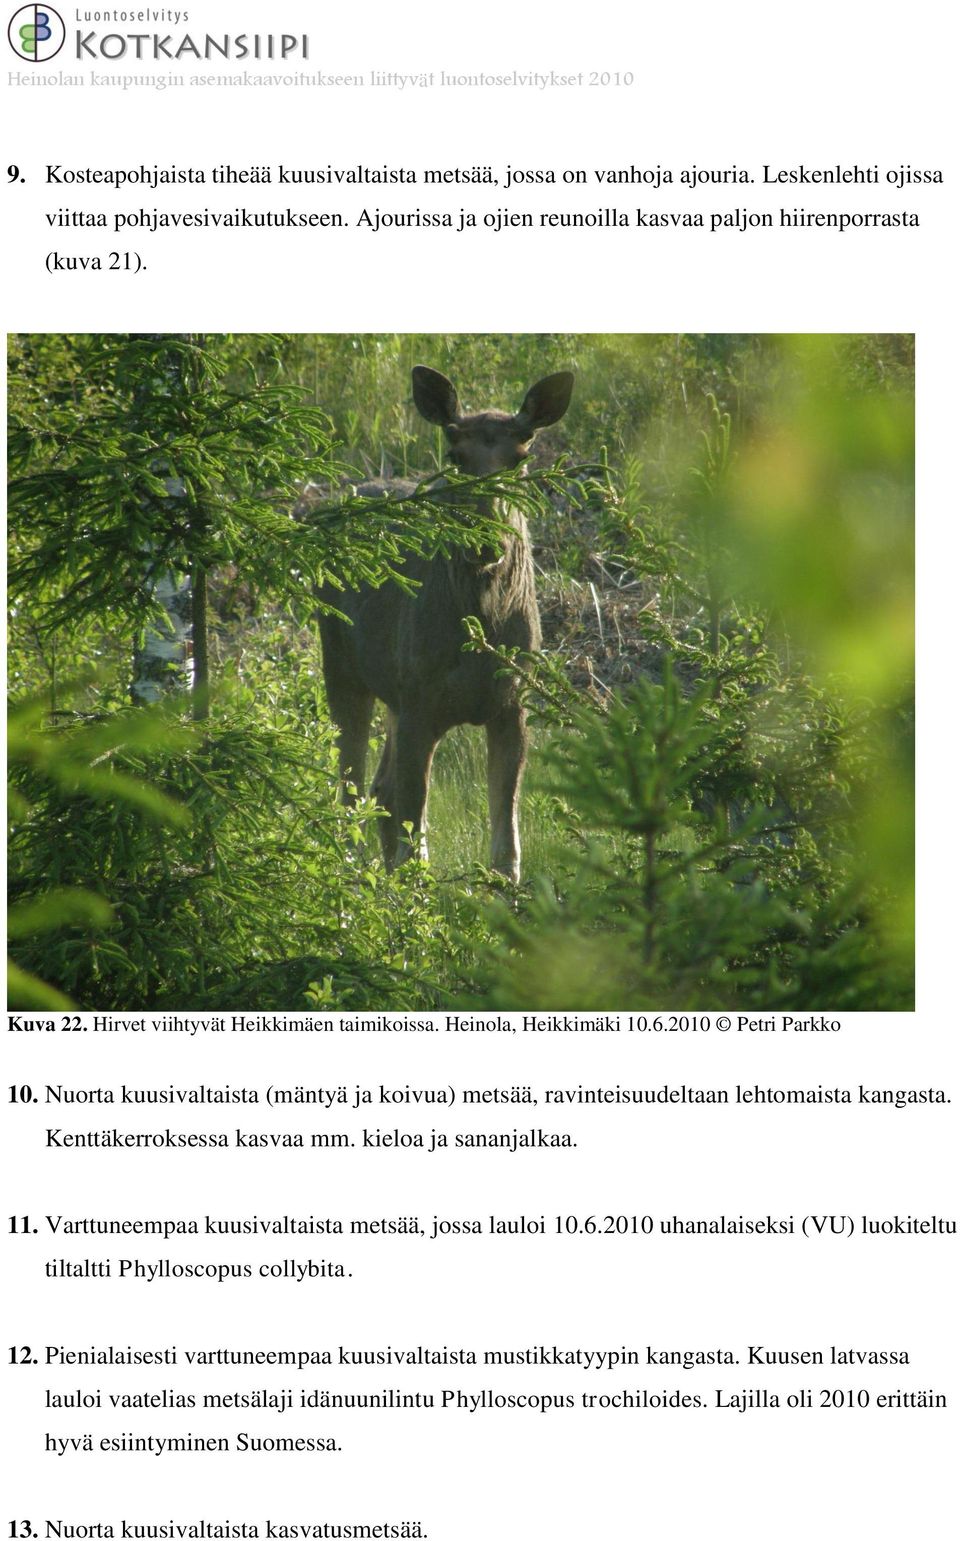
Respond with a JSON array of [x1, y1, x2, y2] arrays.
[[7, 333, 914, 1011]]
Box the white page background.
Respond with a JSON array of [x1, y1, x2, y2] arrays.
[[2, 2, 955, 1536]]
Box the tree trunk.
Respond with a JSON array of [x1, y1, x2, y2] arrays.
[[191, 559, 209, 720], [129, 335, 193, 704]]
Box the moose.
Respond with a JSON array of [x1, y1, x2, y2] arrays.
[[318, 364, 574, 881]]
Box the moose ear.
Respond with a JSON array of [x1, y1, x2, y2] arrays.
[[517, 371, 574, 431], [412, 366, 460, 427]]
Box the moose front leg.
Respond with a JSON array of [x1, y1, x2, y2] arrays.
[[486, 708, 528, 882], [392, 713, 437, 867]]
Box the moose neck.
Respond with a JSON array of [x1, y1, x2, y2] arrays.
[[463, 492, 526, 577], [438, 475, 527, 575]]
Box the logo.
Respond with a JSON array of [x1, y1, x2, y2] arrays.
[[8, 5, 65, 60]]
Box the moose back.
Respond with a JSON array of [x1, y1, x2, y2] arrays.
[[317, 365, 574, 881]]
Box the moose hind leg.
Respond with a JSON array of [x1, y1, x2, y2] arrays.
[[486, 709, 527, 882], [330, 689, 375, 806], [371, 710, 400, 869], [319, 618, 374, 805]]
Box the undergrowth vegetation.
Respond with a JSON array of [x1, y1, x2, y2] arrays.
[[7, 333, 914, 1009]]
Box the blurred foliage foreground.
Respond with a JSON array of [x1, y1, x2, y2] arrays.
[[7, 333, 914, 1010]]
